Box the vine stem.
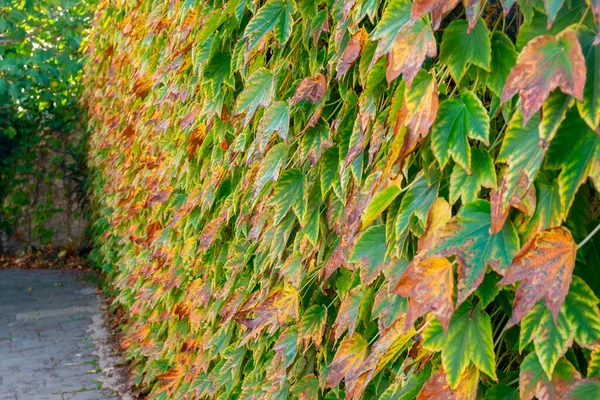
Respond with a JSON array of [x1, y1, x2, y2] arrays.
[[399, 171, 425, 193], [578, 222, 600, 249], [575, 5, 591, 34]]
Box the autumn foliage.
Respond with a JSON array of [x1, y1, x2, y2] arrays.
[[83, 0, 600, 398]]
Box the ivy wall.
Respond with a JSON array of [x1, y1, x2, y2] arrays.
[[84, 0, 600, 398]]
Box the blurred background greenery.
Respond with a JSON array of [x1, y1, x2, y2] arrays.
[[0, 0, 95, 251]]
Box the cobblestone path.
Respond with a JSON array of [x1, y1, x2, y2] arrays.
[[0, 270, 122, 400]]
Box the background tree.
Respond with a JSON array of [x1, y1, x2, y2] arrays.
[[0, 0, 94, 245]]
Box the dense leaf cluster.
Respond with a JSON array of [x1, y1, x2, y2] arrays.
[[84, 0, 600, 398]]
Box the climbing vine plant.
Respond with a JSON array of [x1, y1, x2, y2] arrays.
[[84, 0, 600, 398]]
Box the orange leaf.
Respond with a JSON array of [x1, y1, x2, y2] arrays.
[[395, 257, 454, 331], [156, 364, 187, 396], [390, 70, 439, 173], [386, 21, 437, 86], [417, 197, 452, 253], [186, 123, 207, 159], [197, 215, 226, 250], [501, 29, 586, 124], [346, 320, 415, 399], [394, 198, 454, 330], [238, 285, 299, 344], [499, 226, 577, 326], [417, 366, 479, 400], [325, 333, 369, 388]]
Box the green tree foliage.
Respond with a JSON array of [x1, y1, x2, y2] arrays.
[[0, 0, 93, 242], [84, 0, 600, 398]]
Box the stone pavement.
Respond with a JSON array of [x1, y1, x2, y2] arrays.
[[0, 270, 123, 400]]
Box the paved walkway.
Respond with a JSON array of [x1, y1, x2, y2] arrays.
[[0, 270, 123, 400]]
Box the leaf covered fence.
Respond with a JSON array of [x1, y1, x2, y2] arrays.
[[83, 0, 600, 398]]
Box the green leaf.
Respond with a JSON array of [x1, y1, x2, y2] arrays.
[[431, 90, 490, 172], [520, 302, 575, 378], [426, 200, 520, 304], [590, 347, 600, 377], [520, 302, 546, 352], [350, 225, 388, 285], [534, 306, 575, 379], [271, 168, 306, 224], [570, 380, 600, 399], [439, 18, 491, 82], [577, 28, 600, 131], [422, 316, 445, 352], [235, 68, 275, 125], [516, 3, 588, 50], [487, 31, 518, 98], [547, 109, 600, 217], [301, 208, 320, 246], [528, 173, 562, 234], [255, 143, 286, 194], [449, 147, 496, 205], [273, 326, 299, 368], [466, 304, 498, 383], [320, 147, 340, 197], [439, 302, 498, 388], [543, 0, 566, 26], [394, 175, 439, 245], [301, 121, 332, 166], [564, 275, 600, 348], [539, 90, 571, 143], [493, 110, 547, 232], [369, 0, 412, 63], [293, 374, 319, 399], [298, 305, 327, 349], [242, 0, 296, 50], [485, 384, 518, 400], [258, 101, 290, 145], [362, 185, 401, 228], [333, 286, 364, 340], [475, 272, 502, 308]]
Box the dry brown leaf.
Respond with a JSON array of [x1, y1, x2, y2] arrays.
[[290, 74, 327, 104], [337, 28, 368, 79]]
